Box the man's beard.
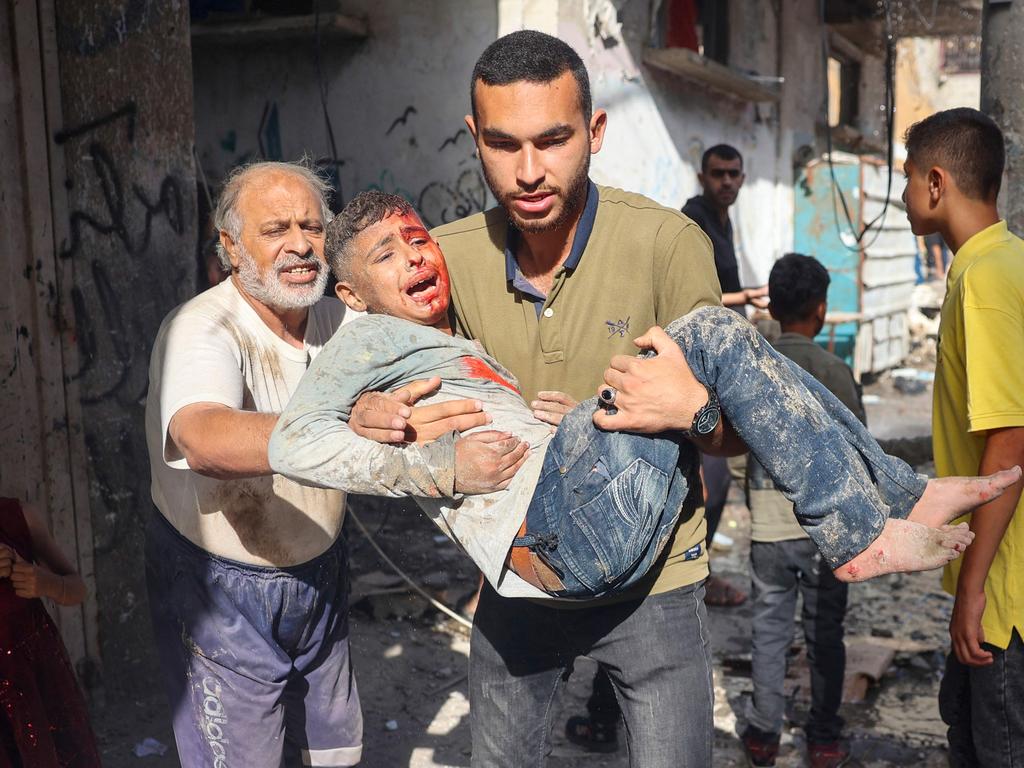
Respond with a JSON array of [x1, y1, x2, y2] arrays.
[[483, 152, 591, 234], [235, 243, 328, 311]]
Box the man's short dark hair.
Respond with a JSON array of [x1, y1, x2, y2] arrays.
[[471, 30, 592, 122], [769, 253, 830, 324], [904, 108, 1004, 201], [326, 191, 413, 284], [701, 144, 743, 172]]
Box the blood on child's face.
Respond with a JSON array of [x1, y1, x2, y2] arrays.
[[348, 211, 451, 327]]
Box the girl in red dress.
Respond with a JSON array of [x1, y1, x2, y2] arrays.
[[0, 497, 100, 767]]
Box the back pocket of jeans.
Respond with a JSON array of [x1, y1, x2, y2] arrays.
[[565, 458, 670, 590]]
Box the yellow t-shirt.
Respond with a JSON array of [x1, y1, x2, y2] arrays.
[[934, 220, 1024, 650]]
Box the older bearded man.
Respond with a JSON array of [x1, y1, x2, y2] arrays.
[[144, 161, 361, 768]]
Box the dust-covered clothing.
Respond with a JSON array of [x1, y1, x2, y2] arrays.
[[272, 308, 927, 600], [935, 220, 1024, 651], [747, 333, 866, 543], [145, 277, 356, 567], [143, 278, 363, 767], [433, 183, 722, 599], [271, 314, 553, 599], [270, 311, 699, 600], [145, 510, 361, 768]]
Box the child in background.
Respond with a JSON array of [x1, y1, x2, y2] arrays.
[[0, 497, 101, 768], [741, 254, 859, 768], [904, 108, 1024, 766]]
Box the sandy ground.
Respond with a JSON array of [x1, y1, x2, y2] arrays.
[[91, 334, 950, 767], [93, 481, 956, 768]]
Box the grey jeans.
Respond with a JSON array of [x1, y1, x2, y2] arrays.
[[746, 538, 848, 743], [469, 580, 713, 767], [940, 629, 1024, 766]]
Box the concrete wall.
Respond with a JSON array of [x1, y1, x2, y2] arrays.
[[193, 1, 499, 227], [52, 0, 197, 694], [194, 0, 880, 288], [895, 37, 980, 142]]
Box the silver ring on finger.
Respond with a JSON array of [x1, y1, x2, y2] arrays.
[[598, 387, 617, 406]]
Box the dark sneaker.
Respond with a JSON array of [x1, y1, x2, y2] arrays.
[[740, 725, 779, 767], [808, 739, 851, 768], [564, 715, 619, 753]]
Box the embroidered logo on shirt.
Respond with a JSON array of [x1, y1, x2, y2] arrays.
[[606, 316, 630, 339]]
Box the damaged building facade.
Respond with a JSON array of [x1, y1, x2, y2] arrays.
[[0, 0, 986, 704]]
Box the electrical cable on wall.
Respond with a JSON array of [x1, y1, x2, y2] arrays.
[[819, 0, 897, 253]]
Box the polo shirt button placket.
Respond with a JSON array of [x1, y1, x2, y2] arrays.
[[543, 307, 554, 318]]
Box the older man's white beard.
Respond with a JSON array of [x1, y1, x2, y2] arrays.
[[235, 245, 328, 311]]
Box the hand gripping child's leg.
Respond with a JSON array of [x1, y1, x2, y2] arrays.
[[661, 307, 1018, 579]]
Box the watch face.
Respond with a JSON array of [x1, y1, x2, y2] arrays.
[[694, 405, 721, 436]]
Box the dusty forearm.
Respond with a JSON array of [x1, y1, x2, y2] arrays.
[[270, 413, 458, 498], [173, 408, 278, 479]]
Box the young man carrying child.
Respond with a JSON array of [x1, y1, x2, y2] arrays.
[[268, 191, 1020, 603], [741, 254, 859, 768], [903, 107, 1024, 766]]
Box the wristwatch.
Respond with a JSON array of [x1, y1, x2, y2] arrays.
[[682, 385, 721, 438]]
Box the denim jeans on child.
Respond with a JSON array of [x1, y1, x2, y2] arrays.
[[746, 538, 848, 744], [515, 306, 927, 599]]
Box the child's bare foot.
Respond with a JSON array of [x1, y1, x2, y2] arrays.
[[833, 518, 974, 583], [908, 466, 1022, 527]]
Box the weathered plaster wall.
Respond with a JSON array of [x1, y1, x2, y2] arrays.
[[194, 0, 884, 288], [192, 1, 499, 228], [560, 0, 832, 285], [53, 0, 197, 693]]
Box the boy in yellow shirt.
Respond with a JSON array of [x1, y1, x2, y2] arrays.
[[904, 107, 1024, 765]]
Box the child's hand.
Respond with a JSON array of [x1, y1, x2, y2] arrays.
[[10, 555, 53, 600], [0, 544, 14, 579], [455, 431, 529, 494]]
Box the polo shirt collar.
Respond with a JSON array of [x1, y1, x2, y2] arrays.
[[948, 220, 1010, 283], [504, 181, 599, 284]]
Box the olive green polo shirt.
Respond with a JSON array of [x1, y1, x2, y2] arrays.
[[432, 183, 722, 598]]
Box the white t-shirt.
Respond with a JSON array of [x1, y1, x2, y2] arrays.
[[145, 278, 358, 566]]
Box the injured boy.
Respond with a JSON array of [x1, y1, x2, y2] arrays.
[[268, 192, 1017, 600]]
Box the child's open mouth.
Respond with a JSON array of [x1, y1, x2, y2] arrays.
[[405, 272, 440, 302]]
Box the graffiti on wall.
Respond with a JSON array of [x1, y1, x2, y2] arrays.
[[203, 102, 493, 228], [53, 98, 194, 561], [55, 101, 188, 406], [367, 105, 491, 228]]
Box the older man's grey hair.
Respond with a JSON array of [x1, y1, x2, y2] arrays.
[[213, 160, 334, 270]]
